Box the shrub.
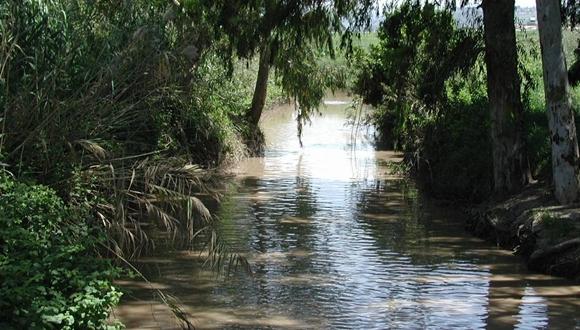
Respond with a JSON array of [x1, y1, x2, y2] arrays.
[[0, 174, 122, 329], [421, 95, 493, 200], [352, 2, 489, 200]]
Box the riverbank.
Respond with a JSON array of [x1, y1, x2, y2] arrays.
[[467, 182, 580, 280]]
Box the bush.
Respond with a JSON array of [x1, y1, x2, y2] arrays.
[[369, 69, 494, 201], [421, 95, 493, 200], [0, 174, 122, 329], [352, 2, 489, 200]]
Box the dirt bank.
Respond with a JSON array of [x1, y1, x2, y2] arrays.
[[467, 182, 580, 280]]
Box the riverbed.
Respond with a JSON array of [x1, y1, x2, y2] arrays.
[[115, 95, 580, 329]]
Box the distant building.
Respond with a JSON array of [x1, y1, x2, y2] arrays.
[[454, 6, 537, 28], [516, 6, 538, 27]]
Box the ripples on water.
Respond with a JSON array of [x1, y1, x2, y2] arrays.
[[117, 95, 580, 329]]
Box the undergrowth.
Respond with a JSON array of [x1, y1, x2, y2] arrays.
[[0, 173, 122, 329]]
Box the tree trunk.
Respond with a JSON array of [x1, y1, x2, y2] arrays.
[[536, 0, 580, 204], [482, 0, 531, 196], [249, 46, 272, 126]]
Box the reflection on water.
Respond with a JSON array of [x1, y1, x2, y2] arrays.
[[116, 94, 580, 329]]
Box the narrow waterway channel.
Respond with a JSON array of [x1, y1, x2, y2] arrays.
[[116, 94, 580, 329]]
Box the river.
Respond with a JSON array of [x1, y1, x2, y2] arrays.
[[116, 94, 580, 329]]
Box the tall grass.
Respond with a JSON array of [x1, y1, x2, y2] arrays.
[[0, 0, 255, 258], [1, 2, 260, 327]]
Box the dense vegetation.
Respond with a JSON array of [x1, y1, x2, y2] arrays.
[[353, 3, 491, 200], [0, 0, 374, 327], [0, 1, 253, 326], [0, 173, 122, 329], [353, 2, 580, 202], [3, 0, 580, 327]]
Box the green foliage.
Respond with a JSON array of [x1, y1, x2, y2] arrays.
[[155, 54, 252, 167], [0, 1, 261, 323], [275, 46, 348, 142], [0, 0, 254, 181], [0, 0, 274, 257], [352, 2, 490, 200], [201, 0, 378, 139], [353, 1, 482, 150], [205, 0, 377, 60], [352, 2, 580, 200], [517, 30, 580, 179], [0, 174, 122, 329], [354, 2, 482, 110], [422, 87, 493, 200]]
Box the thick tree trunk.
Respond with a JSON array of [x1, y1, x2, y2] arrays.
[[536, 0, 580, 204], [249, 46, 272, 126], [482, 0, 531, 196]]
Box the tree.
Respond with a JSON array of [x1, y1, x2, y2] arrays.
[[481, 0, 531, 195], [536, 0, 580, 204], [250, 45, 272, 126], [208, 0, 377, 127]]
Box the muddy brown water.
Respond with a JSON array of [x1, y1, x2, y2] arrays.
[[115, 95, 580, 329]]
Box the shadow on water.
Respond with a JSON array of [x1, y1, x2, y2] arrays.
[[115, 94, 580, 329]]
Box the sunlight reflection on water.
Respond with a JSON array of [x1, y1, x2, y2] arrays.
[[117, 94, 580, 330]]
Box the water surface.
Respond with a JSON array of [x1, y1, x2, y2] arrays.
[[116, 95, 580, 329]]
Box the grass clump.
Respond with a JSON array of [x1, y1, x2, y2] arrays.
[[535, 210, 579, 244]]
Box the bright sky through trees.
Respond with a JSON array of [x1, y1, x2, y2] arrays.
[[516, 0, 536, 7], [378, 0, 536, 8]]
